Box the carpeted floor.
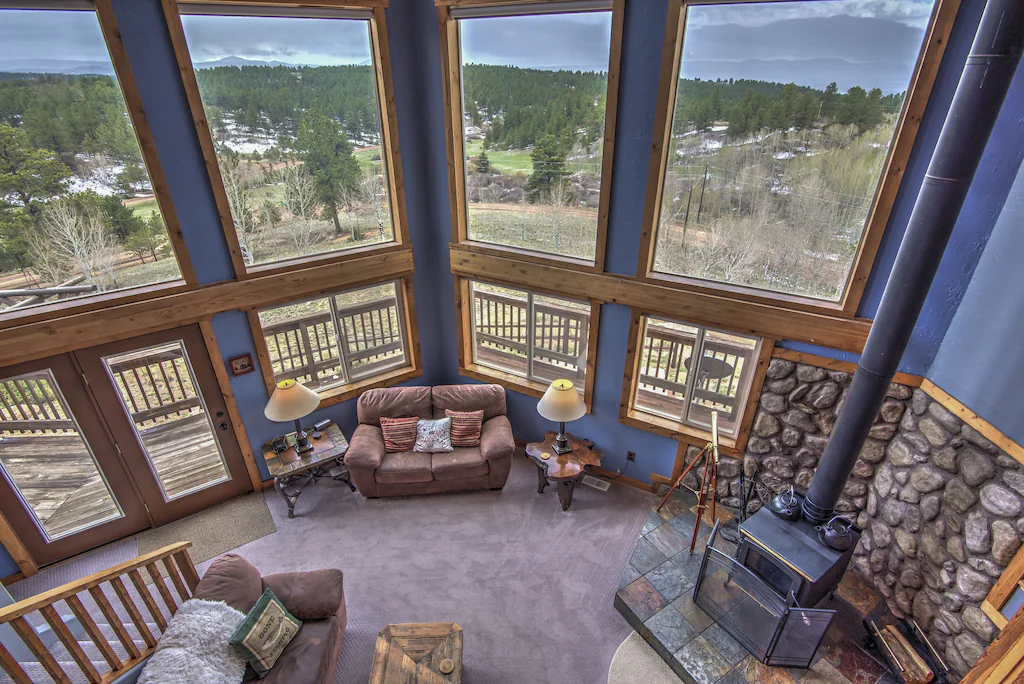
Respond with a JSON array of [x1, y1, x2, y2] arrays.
[[194, 453, 654, 683]]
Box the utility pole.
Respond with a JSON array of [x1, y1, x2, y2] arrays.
[[696, 162, 709, 223]]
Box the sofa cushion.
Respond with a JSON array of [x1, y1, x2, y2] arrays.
[[358, 386, 432, 426], [445, 409, 483, 447], [374, 451, 433, 484], [380, 416, 418, 452], [431, 447, 490, 482], [432, 384, 506, 421], [193, 553, 263, 614], [230, 589, 302, 679], [251, 613, 340, 684], [261, 569, 344, 621]]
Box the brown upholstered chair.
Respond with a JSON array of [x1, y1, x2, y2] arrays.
[[192, 554, 345, 684], [345, 384, 515, 498]]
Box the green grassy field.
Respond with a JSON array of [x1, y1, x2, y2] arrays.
[[465, 139, 533, 174]]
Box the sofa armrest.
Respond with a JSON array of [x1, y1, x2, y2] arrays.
[[261, 569, 344, 621], [345, 424, 383, 497], [480, 415, 514, 489], [345, 424, 385, 469]]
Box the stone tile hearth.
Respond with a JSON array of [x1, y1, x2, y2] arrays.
[[615, 486, 895, 684]]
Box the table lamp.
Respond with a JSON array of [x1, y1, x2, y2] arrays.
[[265, 379, 321, 454], [537, 379, 586, 455]]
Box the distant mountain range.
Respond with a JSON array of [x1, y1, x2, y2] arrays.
[[0, 55, 368, 76]]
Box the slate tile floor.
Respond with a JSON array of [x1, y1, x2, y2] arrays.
[[614, 487, 895, 684]]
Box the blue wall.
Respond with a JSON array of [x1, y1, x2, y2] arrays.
[[3, 0, 1020, 578], [928, 161, 1024, 445]]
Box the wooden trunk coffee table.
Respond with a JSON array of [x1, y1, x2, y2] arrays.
[[369, 622, 463, 683], [525, 431, 603, 511]]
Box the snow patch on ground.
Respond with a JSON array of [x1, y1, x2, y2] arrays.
[[68, 163, 125, 196]]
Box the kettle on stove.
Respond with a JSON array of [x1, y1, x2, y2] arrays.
[[767, 485, 803, 521], [816, 516, 855, 551]]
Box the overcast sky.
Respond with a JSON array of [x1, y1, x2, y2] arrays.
[[0, 1, 935, 90]]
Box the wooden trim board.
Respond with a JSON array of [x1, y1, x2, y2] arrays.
[[0, 510, 36, 579], [0, 249, 415, 367], [920, 380, 1024, 465], [450, 245, 872, 352], [633, 0, 961, 318], [770, 348, 923, 388]]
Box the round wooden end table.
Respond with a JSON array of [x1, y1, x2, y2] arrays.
[[525, 431, 603, 511]]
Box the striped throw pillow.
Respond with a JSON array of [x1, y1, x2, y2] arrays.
[[379, 416, 419, 452], [446, 409, 484, 447]]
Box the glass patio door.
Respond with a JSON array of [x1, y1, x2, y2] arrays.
[[0, 356, 151, 567], [74, 325, 251, 526]]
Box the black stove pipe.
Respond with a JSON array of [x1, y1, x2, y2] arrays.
[[802, 0, 1024, 525]]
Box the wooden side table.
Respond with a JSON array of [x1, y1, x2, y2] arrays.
[[369, 622, 463, 683], [525, 431, 603, 511], [262, 423, 351, 518]]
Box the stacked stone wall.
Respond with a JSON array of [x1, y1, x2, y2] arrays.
[[679, 358, 1024, 680]]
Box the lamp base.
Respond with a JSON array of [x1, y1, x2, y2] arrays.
[[552, 423, 572, 454], [293, 419, 314, 454]]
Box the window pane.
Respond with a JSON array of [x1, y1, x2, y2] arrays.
[[333, 281, 406, 382], [651, 0, 937, 301], [471, 281, 529, 377], [532, 294, 589, 387], [635, 317, 699, 421], [469, 280, 591, 389], [459, 11, 612, 261], [259, 296, 344, 392], [0, 370, 122, 540], [258, 280, 409, 394], [684, 330, 759, 436], [179, 12, 394, 267], [633, 317, 759, 437], [102, 341, 230, 501], [0, 9, 183, 313]]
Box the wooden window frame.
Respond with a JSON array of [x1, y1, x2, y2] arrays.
[[619, 308, 773, 454], [161, 0, 411, 280], [635, 0, 961, 317], [983, 544, 1024, 631], [437, 0, 625, 273], [454, 276, 599, 413], [247, 274, 422, 409], [0, 0, 198, 327]]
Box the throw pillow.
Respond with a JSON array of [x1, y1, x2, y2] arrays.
[[414, 417, 453, 453], [230, 589, 302, 679], [446, 409, 484, 447], [379, 416, 418, 452]]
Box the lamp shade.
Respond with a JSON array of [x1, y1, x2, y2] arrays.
[[264, 379, 321, 422], [537, 379, 586, 422]]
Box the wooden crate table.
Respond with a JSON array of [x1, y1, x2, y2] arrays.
[[262, 423, 352, 518], [369, 622, 463, 684], [525, 431, 603, 511]]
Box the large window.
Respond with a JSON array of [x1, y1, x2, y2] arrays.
[[466, 279, 594, 397], [254, 280, 413, 400], [628, 315, 761, 438], [442, 1, 621, 265], [644, 0, 946, 305], [0, 4, 188, 315], [175, 4, 401, 271]]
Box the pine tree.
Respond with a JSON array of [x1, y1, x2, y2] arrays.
[[295, 109, 360, 238], [475, 150, 490, 174]]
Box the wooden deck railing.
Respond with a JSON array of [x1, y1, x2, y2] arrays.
[[107, 350, 201, 431], [472, 289, 589, 383], [262, 295, 406, 390], [0, 542, 197, 684], [637, 324, 754, 421], [0, 372, 75, 435]]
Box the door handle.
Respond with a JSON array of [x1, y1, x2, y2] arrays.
[[219, 422, 229, 431]]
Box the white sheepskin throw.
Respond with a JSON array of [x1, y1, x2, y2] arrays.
[[138, 599, 247, 684]]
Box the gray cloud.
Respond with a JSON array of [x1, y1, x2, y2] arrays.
[[0, 9, 110, 63], [461, 12, 612, 71]]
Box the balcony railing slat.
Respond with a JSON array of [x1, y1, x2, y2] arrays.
[[66, 594, 122, 672], [40, 603, 103, 684], [0, 639, 32, 684], [10, 616, 71, 683]]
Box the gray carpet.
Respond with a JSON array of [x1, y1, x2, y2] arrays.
[[196, 453, 654, 684]]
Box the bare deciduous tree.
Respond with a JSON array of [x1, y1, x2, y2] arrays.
[[221, 150, 263, 264], [280, 164, 323, 256], [31, 196, 119, 290], [359, 169, 390, 242]]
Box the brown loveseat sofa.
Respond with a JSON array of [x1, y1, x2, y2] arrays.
[[193, 554, 345, 684], [345, 384, 515, 497]]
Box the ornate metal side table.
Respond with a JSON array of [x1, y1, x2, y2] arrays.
[[262, 422, 352, 518]]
